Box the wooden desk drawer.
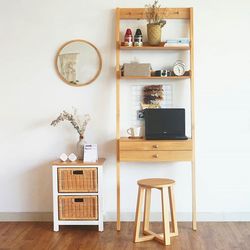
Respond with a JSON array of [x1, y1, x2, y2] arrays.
[[120, 150, 192, 162], [119, 139, 192, 151], [58, 195, 98, 220], [58, 168, 97, 193]]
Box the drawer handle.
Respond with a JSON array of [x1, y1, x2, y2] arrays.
[[153, 154, 159, 158], [74, 198, 84, 203], [72, 170, 83, 175], [153, 144, 159, 148]]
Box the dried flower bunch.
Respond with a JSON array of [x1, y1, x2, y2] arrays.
[[51, 107, 90, 138], [143, 85, 164, 104], [145, 0, 166, 27]]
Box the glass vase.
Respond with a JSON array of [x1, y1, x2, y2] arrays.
[[76, 135, 86, 160]]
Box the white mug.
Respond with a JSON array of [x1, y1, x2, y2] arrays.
[[127, 127, 141, 137]]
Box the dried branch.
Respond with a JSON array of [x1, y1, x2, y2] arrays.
[[51, 109, 90, 137], [145, 0, 166, 26]]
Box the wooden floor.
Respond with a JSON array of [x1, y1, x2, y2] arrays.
[[0, 222, 250, 250]]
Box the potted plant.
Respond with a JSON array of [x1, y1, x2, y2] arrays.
[[145, 0, 166, 45]]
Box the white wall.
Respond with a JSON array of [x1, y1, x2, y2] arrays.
[[0, 0, 250, 221]]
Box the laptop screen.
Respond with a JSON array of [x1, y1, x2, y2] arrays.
[[144, 109, 186, 138]]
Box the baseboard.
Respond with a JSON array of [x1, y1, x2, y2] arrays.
[[0, 212, 52, 222], [1, 212, 250, 222]]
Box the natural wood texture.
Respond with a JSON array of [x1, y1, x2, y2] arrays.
[[58, 168, 98, 193], [169, 186, 178, 236], [116, 8, 121, 231], [161, 187, 171, 245], [134, 179, 178, 246], [133, 186, 145, 243], [118, 71, 191, 80], [143, 188, 151, 232], [119, 138, 192, 151], [51, 158, 105, 166], [120, 150, 192, 162], [138, 178, 175, 188], [115, 7, 196, 231], [120, 42, 190, 50], [190, 7, 197, 231], [116, 161, 121, 231], [119, 8, 190, 19], [58, 196, 98, 220], [1, 222, 250, 249]]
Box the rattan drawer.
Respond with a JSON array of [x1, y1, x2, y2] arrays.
[[58, 168, 97, 193], [58, 195, 98, 220]]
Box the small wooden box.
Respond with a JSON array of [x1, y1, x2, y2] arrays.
[[58, 196, 98, 220], [58, 168, 98, 193]]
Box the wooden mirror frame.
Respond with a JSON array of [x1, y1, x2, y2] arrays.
[[55, 39, 102, 87]]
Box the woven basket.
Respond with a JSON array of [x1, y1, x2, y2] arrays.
[[58, 168, 97, 193], [147, 23, 162, 46], [59, 195, 98, 220]]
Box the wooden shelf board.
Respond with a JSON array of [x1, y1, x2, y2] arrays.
[[120, 43, 190, 50], [119, 8, 191, 20], [119, 137, 192, 143], [119, 75, 190, 80]]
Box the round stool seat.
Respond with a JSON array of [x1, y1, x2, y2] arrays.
[[137, 178, 175, 188]]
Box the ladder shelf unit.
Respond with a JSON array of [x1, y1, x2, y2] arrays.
[[115, 7, 196, 231]]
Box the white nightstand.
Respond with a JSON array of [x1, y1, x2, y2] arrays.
[[51, 158, 105, 232]]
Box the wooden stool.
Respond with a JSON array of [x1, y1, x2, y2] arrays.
[[133, 178, 178, 246]]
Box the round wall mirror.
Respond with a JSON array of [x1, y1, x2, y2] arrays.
[[55, 40, 102, 87]]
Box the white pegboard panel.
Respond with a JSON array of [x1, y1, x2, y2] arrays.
[[130, 84, 173, 127]]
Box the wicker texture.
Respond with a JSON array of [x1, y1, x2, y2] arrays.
[[147, 24, 161, 45], [58, 168, 97, 193], [59, 195, 98, 220]]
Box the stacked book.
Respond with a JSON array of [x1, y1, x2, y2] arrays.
[[164, 38, 190, 47]]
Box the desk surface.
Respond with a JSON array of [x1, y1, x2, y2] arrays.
[[119, 137, 192, 142]]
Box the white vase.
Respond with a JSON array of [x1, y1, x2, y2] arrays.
[[76, 136, 86, 160]]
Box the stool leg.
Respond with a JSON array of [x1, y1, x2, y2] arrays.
[[143, 188, 151, 233], [134, 186, 145, 242], [161, 187, 170, 245], [168, 186, 178, 236]]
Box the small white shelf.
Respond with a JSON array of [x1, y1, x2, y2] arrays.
[[51, 159, 105, 232]]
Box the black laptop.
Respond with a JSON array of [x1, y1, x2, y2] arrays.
[[144, 108, 188, 140]]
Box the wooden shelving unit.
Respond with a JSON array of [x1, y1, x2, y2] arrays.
[[115, 7, 196, 232]]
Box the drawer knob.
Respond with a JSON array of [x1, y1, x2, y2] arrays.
[[153, 144, 159, 148], [153, 154, 159, 158]]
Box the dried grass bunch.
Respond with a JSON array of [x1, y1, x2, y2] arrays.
[[145, 0, 166, 27], [143, 85, 164, 104], [51, 107, 90, 138]]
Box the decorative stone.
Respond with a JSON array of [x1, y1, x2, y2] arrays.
[[59, 153, 68, 162], [68, 153, 77, 162]]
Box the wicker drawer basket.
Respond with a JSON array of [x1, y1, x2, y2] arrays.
[[58, 168, 97, 193], [58, 195, 98, 220]]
